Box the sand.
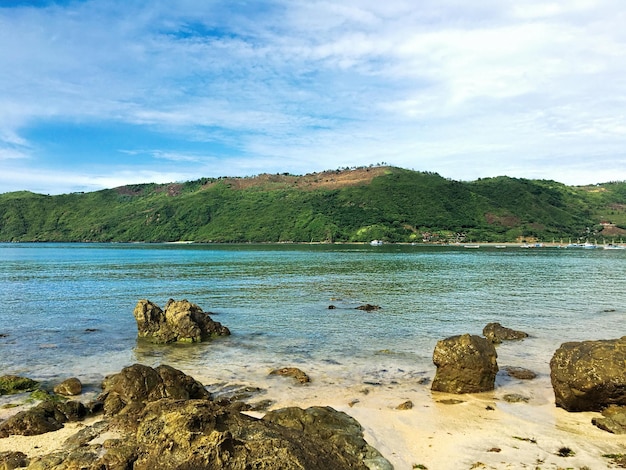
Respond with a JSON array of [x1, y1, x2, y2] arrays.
[[1, 373, 624, 470]]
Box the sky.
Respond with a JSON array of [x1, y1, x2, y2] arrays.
[[1, 0, 626, 195]]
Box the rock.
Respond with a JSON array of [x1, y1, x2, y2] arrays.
[[356, 304, 381, 311], [502, 393, 529, 403], [9, 365, 390, 470], [0, 375, 39, 395], [550, 337, 626, 412], [99, 363, 211, 417], [396, 400, 413, 410], [264, 406, 393, 470], [133, 298, 230, 344], [482, 322, 528, 343], [0, 451, 29, 470], [53, 377, 82, 396], [269, 367, 311, 384], [503, 366, 537, 380], [592, 405, 626, 434], [431, 333, 498, 394], [0, 400, 88, 437]]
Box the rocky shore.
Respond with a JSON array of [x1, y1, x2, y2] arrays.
[[1, 302, 625, 469]]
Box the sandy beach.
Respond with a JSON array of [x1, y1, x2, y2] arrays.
[[2, 369, 624, 470]]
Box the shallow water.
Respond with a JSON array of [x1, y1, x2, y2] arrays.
[[1, 243, 624, 390]]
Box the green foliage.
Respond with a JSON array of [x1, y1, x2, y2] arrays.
[[1, 167, 625, 243]]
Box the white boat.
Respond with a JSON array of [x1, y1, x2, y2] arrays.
[[370, 240, 383, 246], [604, 244, 626, 250], [583, 241, 598, 249], [463, 244, 480, 249]]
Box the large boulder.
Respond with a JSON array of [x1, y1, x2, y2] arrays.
[[550, 336, 626, 412], [133, 298, 230, 344], [483, 322, 528, 343], [99, 363, 211, 417], [432, 333, 499, 393], [264, 406, 393, 470], [23, 364, 385, 470]]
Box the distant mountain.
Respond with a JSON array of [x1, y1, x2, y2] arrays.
[[1, 166, 625, 243]]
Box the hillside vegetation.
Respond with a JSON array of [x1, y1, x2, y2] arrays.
[[1, 166, 625, 243]]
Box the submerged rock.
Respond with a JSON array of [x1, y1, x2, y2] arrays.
[[133, 298, 230, 344], [483, 322, 528, 343], [269, 367, 311, 384], [431, 333, 498, 394], [550, 336, 626, 412], [356, 304, 381, 312]]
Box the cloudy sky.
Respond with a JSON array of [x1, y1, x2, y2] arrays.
[[1, 0, 625, 194]]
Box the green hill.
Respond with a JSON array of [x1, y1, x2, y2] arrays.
[[1, 166, 625, 243]]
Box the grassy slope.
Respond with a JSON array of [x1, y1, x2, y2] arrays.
[[1, 167, 625, 243]]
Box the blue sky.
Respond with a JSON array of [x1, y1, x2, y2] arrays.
[[1, 0, 625, 194]]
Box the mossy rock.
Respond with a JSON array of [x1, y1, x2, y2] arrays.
[[0, 375, 39, 395]]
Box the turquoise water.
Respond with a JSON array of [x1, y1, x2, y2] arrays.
[[0, 243, 624, 388]]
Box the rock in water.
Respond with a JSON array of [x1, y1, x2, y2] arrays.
[[550, 337, 626, 412], [54, 377, 82, 396], [133, 298, 230, 343], [482, 322, 528, 343], [431, 333, 499, 393]]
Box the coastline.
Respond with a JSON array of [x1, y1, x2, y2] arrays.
[[1, 369, 624, 469]]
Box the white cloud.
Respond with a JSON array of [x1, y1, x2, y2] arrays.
[[0, 0, 625, 192]]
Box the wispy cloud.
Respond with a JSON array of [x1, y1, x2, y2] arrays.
[[1, 0, 625, 194]]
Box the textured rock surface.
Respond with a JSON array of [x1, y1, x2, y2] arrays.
[[99, 363, 211, 417], [18, 364, 387, 470], [133, 298, 230, 343], [0, 375, 39, 395], [53, 377, 82, 396], [0, 400, 87, 438], [432, 333, 499, 393], [592, 405, 626, 434], [269, 367, 310, 384], [264, 406, 393, 470], [550, 337, 626, 412], [483, 322, 528, 343]]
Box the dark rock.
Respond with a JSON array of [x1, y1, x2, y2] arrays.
[[356, 304, 381, 311], [136, 399, 374, 470], [264, 406, 393, 470], [0, 400, 87, 437], [0, 375, 39, 395], [133, 298, 230, 344], [503, 366, 537, 380], [99, 363, 211, 417], [550, 336, 626, 412], [396, 400, 413, 410], [483, 322, 528, 343], [431, 333, 498, 393], [9, 365, 390, 470], [0, 451, 29, 470], [592, 405, 626, 434], [53, 377, 82, 396], [269, 367, 311, 384]]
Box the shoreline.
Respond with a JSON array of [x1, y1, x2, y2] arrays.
[[1, 368, 624, 469]]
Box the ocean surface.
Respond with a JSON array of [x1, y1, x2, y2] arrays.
[[1, 242, 625, 395]]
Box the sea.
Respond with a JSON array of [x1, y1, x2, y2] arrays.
[[1, 242, 625, 397]]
